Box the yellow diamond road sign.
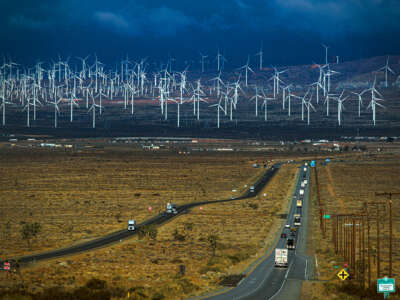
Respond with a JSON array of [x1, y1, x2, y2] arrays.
[[337, 269, 349, 281]]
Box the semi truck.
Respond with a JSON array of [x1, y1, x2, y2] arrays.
[[274, 248, 288, 267], [127, 220, 136, 231], [166, 203, 178, 214], [294, 214, 301, 226], [287, 238, 295, 249]]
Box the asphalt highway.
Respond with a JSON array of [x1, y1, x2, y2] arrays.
[[4, 164, 280, 266], [201, 164, 311, 300]]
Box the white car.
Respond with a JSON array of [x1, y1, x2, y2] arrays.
[[285, 224, 290, 228]]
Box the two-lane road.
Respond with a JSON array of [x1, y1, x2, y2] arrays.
[[201, 164, 311, 300]]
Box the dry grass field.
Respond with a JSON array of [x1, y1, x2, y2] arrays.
[[0, 143, 299, 299], [302, 152, 400, 300], [0, 146, 264, 258]]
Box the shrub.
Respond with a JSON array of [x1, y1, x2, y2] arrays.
[[173, 228, 185, 241]]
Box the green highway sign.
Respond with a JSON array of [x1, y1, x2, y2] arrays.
[[377, 277, 395, 299], [323, 214, 331, 219]]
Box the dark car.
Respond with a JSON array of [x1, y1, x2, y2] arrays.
[[281, 233, 287, 238]]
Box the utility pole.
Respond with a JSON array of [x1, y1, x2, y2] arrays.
[[361, 214, 366, 288], [352, 216, 356, 279], [375, 192, 399, 278], [365, 200, 386, 282], [366, 204, 371, 287]]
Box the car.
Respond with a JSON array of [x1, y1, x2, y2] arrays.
[[281, 233, 287, 238], [285, 224, 290, 228]]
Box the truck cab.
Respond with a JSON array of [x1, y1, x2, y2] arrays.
[[293, 214, 301, 226], [128, 220, 136, 231], [287, 238, 295, 249], [166, 203, 178, 214]]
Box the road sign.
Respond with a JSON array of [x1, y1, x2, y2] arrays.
[[3, 262, 10, 271], [337, 268, 349, 281], [323, 214, 331, 219], [378, 277, 395, 299]]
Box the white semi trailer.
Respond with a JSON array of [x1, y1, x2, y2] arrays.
[[275, 248, 288, 267]]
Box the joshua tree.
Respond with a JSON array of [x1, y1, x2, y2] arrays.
[[207, 234, 218, 257], [21, 222, 41, 248]]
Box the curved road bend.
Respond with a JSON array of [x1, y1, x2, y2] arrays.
[[198, 164, 311, 300], [6, 164, 280, 266]]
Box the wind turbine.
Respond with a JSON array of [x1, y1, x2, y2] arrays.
[[23, 97, 34, 127], [52, 96, 62, 128], [367, 92, 385, 126], [304, 98, 316, 126], [300, 88, 311, 121], [69, 92, 79, 122], [324, 92, 336, 117], [88, 91, 100, 128], [210, 72, 224, 97], [270, 68, 286, 98], [261, 89, 274, 121], [336, 91, 348, 126], [238, 56, 254, 87], [209, 97, 226, 128], [200, 53, 208, 73], [0, 93, 12, 126], [378, 56, 395, 88], [311, 81, 323, 104], [322, 44, 329, 65], [352, 91, 364, 118], [216, 49, 223, 71], [169, 98, 183, 127], [363, 76, 385, 126], [250, 86, 262, 116], [255, 45, 263, 70]]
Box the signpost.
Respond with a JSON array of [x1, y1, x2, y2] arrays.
[[337, 268, 350, 281], [377, 277, 395, 299]]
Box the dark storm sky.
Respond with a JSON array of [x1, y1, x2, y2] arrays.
[[1, 0, 400, 68]]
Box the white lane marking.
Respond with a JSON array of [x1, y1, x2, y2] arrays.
[[268, 261, 294, 300], [305, 258, 308, 280], [315, 255, 320, 279]]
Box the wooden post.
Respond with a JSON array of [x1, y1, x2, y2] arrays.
[[361, 214, 365, 288], [389, 199, 392, 277], [367, 206, 371, 287]]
